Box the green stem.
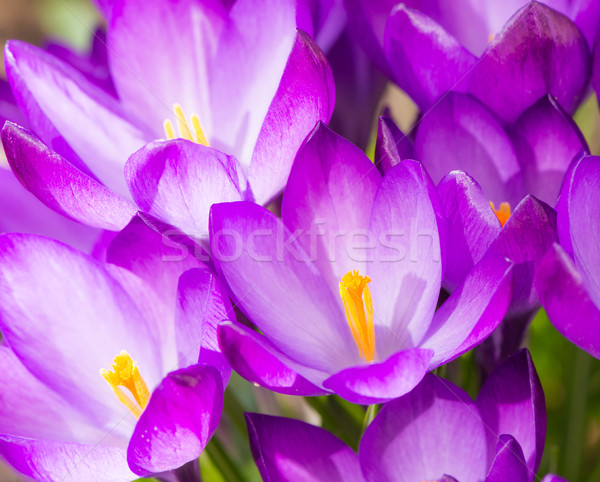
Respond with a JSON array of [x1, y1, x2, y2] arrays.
[[205, 435, 246, 482], [361, 404, 379, 436], [222, 386, 249, 437], [563, 347, 591, 481]]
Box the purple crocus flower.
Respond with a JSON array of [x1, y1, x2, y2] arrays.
[[348, 0, 595, 122], [377, 91, 586, 365], [536, 155, 600, 359], [0, 216, 232, 480], [246, 349, 561, 482], [212, 123, 513, 404], [3, 0, 334, 237]]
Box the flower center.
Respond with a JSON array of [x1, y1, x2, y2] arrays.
[[163, 103, 209, 146], [101, 350, 150, 419], [489, 201, 511, 227], [339, 270, 376, 362]]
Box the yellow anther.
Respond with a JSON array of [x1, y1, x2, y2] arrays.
[[339, 270, 375, 362], [101, 350, 150, 419], [163, 104, 210, 146], [490, 201, 511, 227]]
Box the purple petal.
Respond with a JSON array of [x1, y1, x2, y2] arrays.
[[108, 0, 228, 133], [594, 32, 600, 102], [468, 2, 590, 123], [322, 348, 434, 404], [487, 195, 558, 316], [125, 139, 245, 238], [566, 156, 600, 306], [535, 243, 600, 359], [508, 95, 588, 205], [281, 123, 381, 289], [367, 160, 443, 355], [383, 4, 477, 109], [359, 374, 488, 482], [374, 115, 413, 176], [246, 413, 362, 482], [218, 322, 327, 396], [414, 92, 522, 206], [484, 434, 529, 482], [5, 40, 149, 196], [127, 364, 223, 477], [477, 349, 546, 475], [421, 253, 513, 369], [0, 167, 100, 253], [437, 170, 501, 291], [0, 435, 133, 482], [210, 201, 356, 374], [0, 234, 164, 427], [248, 31, 335, 204], [92, 0, 112, 18], [541, 475, 568, 482], [175, 268, 233, 383], [1, 122, 136, 231]]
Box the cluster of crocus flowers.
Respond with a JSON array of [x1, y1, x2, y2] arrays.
[[0, 0, 599, 480]]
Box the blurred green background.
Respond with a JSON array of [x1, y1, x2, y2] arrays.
[[1, 1, 600, 481]]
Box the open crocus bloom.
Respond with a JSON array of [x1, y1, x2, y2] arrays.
[[348, 0, 594, 122], [0, 217, 233, 480], [212, 123, 513, 404], [536, 155, 600, 359], [246, 349, 559, 482], [3, 0, 334, 236]]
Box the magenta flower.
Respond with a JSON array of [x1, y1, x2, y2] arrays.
[[536, 155, 600, 359], [348, 0, 595, 122], [246, 349, 556, 482], [3, 0, 334, 237], [0, 217, 232, 479], [212, 124, 513, 404]]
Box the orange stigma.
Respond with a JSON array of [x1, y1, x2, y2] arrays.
[[490, 201, 511, 227], [101, 351, 150, 418], [339, 270, 375, 362], [163, 103, 209, 146]]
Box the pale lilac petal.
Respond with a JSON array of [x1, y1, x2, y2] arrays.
[[127, 365, 223, 477], [477, 349, 546, 475], [468, 2, 590, 123], [175, 268, 233, 383], [437, 170, 501, 291], [383, 4, 477, 109], [414, 92, 522, 206], [248, 31, 335, 204], [322, 348, 433, 404], [509, 95, 588, 205], [5, 40, 149, 196], [210, 201, 356, 373], [535, 243, 600, 359], [1, 122, 136, 231], [125, 139, 245, 238], [359, 374, 488, 482], [0, 234, 163, 429], [246, 413, 362, 482], [374, 115, 413, 176], [542, 475, 568, 482], [0, 435, 133, 482], [484, 435, 529, 482], [567, 156, 600, 306], [217, 323, 327, 396], [367, 160, 443, 355], [282, 123, 381, 290], [421, 254, 513, 369]]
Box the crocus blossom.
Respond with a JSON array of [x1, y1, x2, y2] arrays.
[[0, 217, 232, 480], [212, 123, 513, 404], [3, 0, 334, 237], [348, 0, 594, 122], [535, 155, 600, 359], [246, 349, 560, 482]]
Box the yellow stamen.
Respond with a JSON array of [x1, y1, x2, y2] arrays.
[[163, 104, 210, 146], [101, 350, 150, 419], [339, 270, 375, 362], [490, 201, 511, 227]]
